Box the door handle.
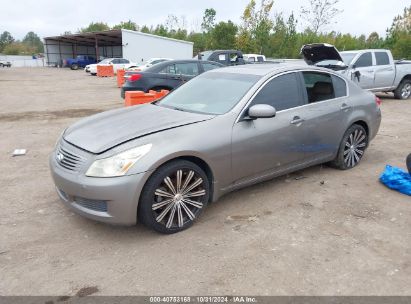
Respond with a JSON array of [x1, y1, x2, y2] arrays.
[[341, 103, 352, 111], [290, 116, 304, 125]]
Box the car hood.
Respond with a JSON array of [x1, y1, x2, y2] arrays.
[[63, 104, 214, 154], [301, 43, 343, 65]]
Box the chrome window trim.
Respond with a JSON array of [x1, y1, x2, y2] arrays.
[[235, 68, 350, 123]]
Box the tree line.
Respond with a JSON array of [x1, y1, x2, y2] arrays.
[[1, 0, 410, 59], [0, 31, 43, 55]]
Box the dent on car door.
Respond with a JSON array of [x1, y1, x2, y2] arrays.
[[298, 71, 350, 162], [352, 52, 375, 89], [231, 72, 308, 185]]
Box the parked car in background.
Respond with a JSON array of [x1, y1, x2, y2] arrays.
[[127, 58, 172, 71], [64, 55, 96, 70], [197, 50, 245, 66], [51, 63, 381, 233], [121, 59, 224, 98], [243, 54, 266, 63], [0, 60, 12, 67], [302, 43, 411, 99], [85, 58, 135, 75]]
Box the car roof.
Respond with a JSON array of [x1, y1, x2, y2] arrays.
[[211, 63, 329, 76], [146, 59, 223, 71], [341, 49, 390, 53]]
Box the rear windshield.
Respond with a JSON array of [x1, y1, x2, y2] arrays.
[[157, 72, 261, 115]]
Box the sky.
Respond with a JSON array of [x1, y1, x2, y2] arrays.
[[1, 0, 409, 39]]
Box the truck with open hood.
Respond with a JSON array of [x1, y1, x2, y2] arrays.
[[301, 43, 411, 99]]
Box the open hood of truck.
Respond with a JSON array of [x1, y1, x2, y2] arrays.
[[301, 43, 344, 65]]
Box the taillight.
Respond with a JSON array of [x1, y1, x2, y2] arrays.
[[375, 96, 382, 107], [129, 74, 142, 82]]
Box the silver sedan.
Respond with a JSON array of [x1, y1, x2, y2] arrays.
[[50, 64, 382, 233]]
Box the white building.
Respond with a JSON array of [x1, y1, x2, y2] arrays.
[[44, 29, 194, 66]]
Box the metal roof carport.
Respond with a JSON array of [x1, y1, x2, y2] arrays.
[[44, 30, 122, 66], [43, 29, 194, 67]]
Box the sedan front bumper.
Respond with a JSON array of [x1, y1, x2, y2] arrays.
[[50, 155, 152, 225]]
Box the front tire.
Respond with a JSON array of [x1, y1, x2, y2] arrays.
[[394, 80, 411, 100], [138, 160, 210, 234], [71, 63, 79, 70], [331, 124, 368, 170]]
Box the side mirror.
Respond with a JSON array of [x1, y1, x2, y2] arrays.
[[247, 104, 276, 120]]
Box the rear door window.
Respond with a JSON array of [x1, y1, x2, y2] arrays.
[[174, 63, 199, 76], [160, 64, 176, 74], [375, 52, 390, 65], [251, 73, 303, 111], [331, 75, 347, 98], [355, 52, 373, 68], [302, 72, 336, 103]]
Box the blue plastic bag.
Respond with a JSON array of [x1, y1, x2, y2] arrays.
[[380, 165, 411, 196]]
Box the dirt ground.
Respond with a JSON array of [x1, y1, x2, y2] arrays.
[[0, 67, 410, 296]]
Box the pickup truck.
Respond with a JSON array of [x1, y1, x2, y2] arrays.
[[64, 55, 96, 70], [301, 44, 411, 99], [196, 50, 245, 66], [0, 60, 12, 67]]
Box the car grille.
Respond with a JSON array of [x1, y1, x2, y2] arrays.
[[75, 197, 108, 212], [56, 144, 87, 172]]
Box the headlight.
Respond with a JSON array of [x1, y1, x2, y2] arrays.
[[86, 144, 152, 177]]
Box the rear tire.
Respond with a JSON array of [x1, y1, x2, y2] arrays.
[[394, 80, 411, 100], [330, 124, 368, 170], [138, 160, 210, 234], [71, 63, 79, 70]]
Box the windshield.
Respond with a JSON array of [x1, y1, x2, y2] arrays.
[[157, 72, 261, 115], [315, 59, 347, 70], [341, 53, 357, 65]]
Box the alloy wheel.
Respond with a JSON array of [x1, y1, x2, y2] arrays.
[[401, 83, 411, 99], [152, 169, 206, 229], [343, 129, 367, 168]]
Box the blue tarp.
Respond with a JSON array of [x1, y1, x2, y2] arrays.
[[380, 165, 411, 196]]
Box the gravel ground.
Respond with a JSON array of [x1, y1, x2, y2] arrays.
[[0, 67, 410, 296]]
